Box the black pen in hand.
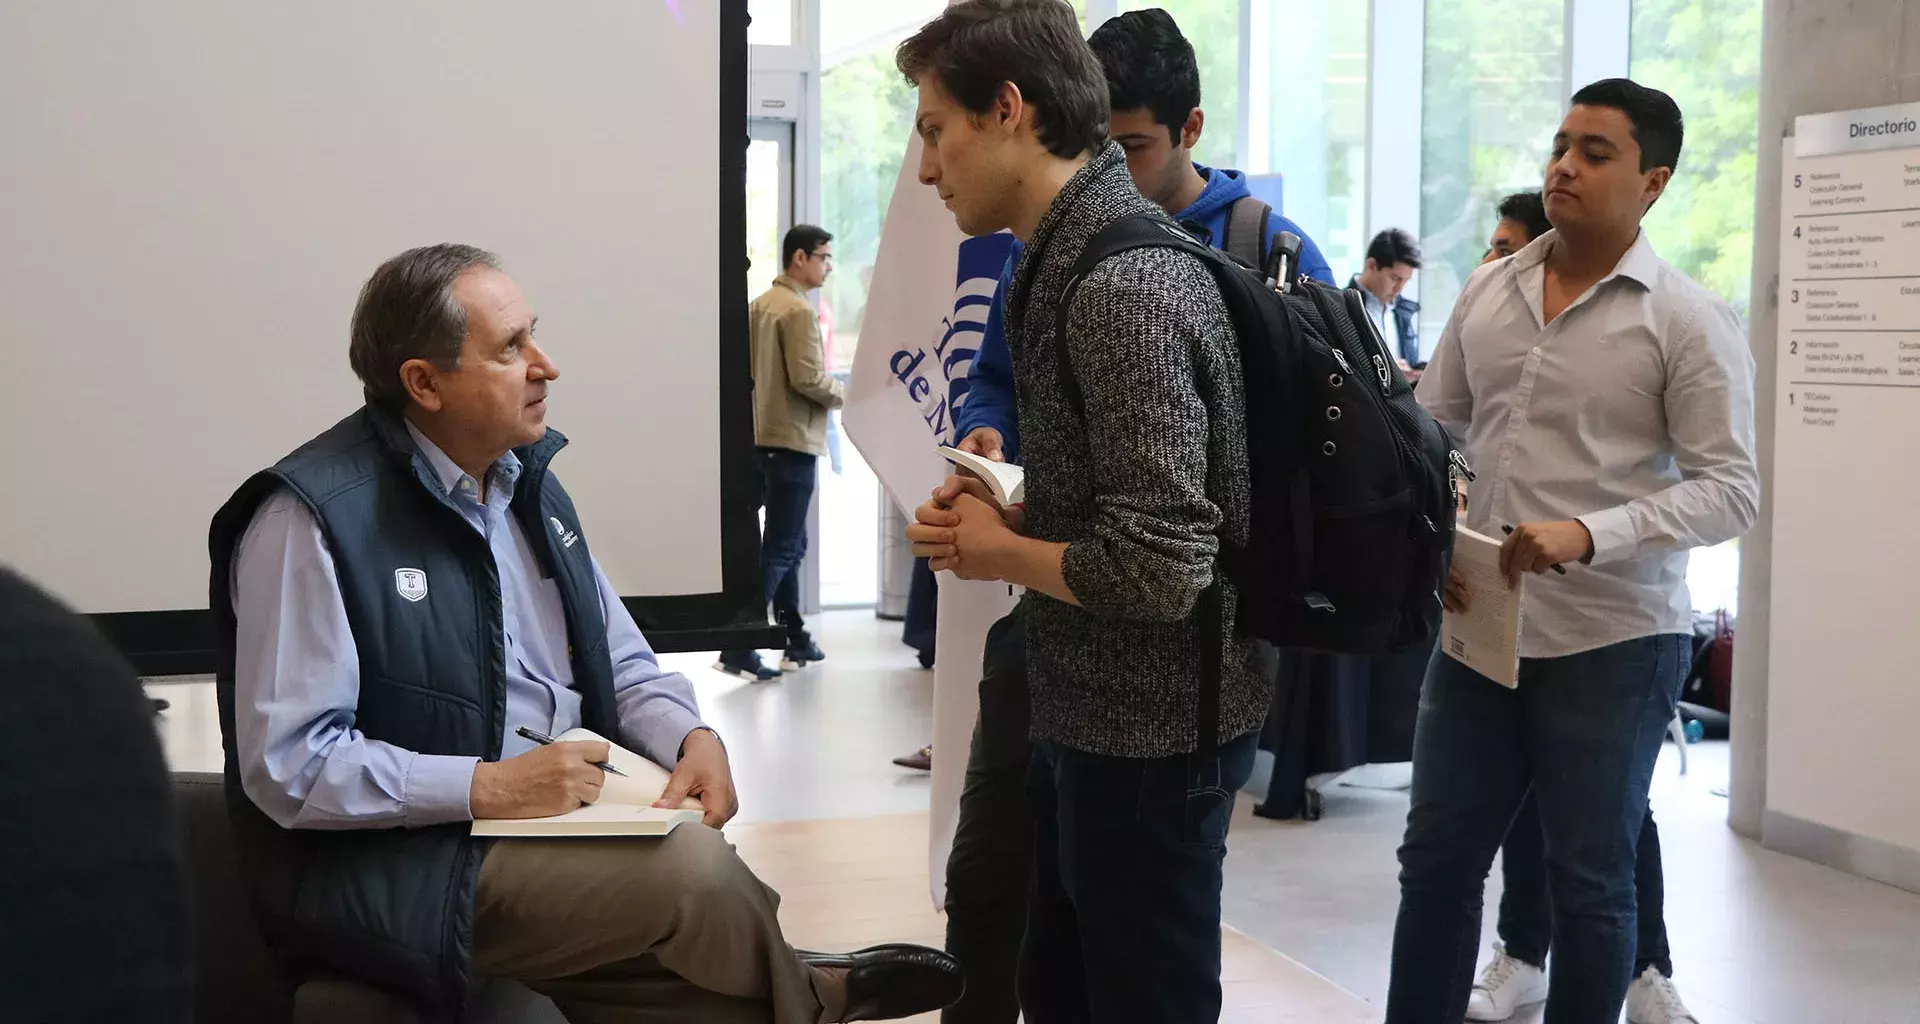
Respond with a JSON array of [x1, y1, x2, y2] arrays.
[[515, 726, 628, 776], [1501, 525, 1569, 575]]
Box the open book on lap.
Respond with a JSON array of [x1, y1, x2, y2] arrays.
[[471, 728, 705, 838]]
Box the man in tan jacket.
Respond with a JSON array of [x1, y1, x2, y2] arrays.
[[719, 225, 845, 682]]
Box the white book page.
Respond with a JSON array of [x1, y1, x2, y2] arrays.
[[1440, 526, 1524, 688], [553, 728, 703, 810], [937, 446, 1026, 506], [470, 803, 701, 838], [471, 728, 703, 837]]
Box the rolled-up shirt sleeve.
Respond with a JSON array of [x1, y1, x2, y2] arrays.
[[231, 490, 478, 830], [598, 560, 708, 767], [1415, 269, 1485, 441]]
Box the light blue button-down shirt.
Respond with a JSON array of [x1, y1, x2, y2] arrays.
[[229, 420, 708, 830]]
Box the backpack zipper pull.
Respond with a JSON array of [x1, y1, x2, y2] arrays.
[[1332, 348, 1354, 375], [1448, 449, 1477, 482], [1372, 354, 1392, 395]]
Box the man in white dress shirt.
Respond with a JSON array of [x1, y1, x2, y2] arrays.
[[1384, 79, 1759, 1024]]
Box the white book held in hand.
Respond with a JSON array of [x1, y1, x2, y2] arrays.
[[471, 728, 705, 838], [1440, 526, 1524, 688], [937, 446, 1025, 506]]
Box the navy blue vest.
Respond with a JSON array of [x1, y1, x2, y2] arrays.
[[208, 405, 618, 1019]]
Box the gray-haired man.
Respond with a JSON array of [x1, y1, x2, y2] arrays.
[[210, 244, 960, 1023]]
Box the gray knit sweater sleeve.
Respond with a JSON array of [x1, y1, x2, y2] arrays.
[[1058, 249, 1233, 621]]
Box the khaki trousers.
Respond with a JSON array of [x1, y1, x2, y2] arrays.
[[472, 825, 842, 1024]]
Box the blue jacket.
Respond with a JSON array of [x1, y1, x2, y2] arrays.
[[1175, 166, 1334, 284], [955, 165, 1334, 460]]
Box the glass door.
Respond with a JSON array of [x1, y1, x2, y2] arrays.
[[746, 119, 795, 302]]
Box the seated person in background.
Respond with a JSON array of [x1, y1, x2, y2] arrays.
[[210, 244, 961, 1023], [1352, 228, 1423, 367], [0, 567, 192, 1023]]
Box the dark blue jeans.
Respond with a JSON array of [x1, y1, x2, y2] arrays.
[[758, 446, 816, 643], [1386, 634, 1689, 1024], [1019, 731, 1258, 1024], [1498, 793, 1673, 979]]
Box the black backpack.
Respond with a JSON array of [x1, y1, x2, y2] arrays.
[[1055, 214, 1469, 658]]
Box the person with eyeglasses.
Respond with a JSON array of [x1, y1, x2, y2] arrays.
[[718, 225, 844, 682]]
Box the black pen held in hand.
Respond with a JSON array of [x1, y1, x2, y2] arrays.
[[1501, 525, 1569, 575], [515, 726, 628, 776]]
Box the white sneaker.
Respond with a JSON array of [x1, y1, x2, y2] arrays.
[[1626, 966, 1699, 1023], [1465, 942, 1548, 1021]]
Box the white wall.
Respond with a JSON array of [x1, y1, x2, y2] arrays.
[[0, 1, 729, 613], [1734, 0, 1920, 893]]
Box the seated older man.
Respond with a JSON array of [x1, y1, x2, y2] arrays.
[[209, 244, 962, 1024]]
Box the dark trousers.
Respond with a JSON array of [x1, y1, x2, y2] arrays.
[[758, 447, 816, 643], [941, 610, 1030, 1024], [1498, 796, 1673, 979], [1386, 634, 1689, 1024], [1020, 731, 1259, 1024], [724, 448, 816, 661]]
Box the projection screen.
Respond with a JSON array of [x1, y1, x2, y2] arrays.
[[0, 1, 773, 669]]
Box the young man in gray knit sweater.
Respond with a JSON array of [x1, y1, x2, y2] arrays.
[[901, 2, 1272, 1020]]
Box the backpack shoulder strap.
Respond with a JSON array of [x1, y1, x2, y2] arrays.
[[1222, 196, 1272, 272], [1051, 212, 1231, 767], [1053, 214, 1218, 418]]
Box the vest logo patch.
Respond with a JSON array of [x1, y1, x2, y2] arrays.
[[549, 516, 579, 549], [394, 567, 429, 603]]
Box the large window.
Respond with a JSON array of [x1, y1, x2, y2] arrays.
[[817, 42, 917, 607], [749, 0, 795, 47], [1118, 0, 1240, 171], [1417, 0, 1564, 355], [1259, 0, 1369, 281], [1630, 0, 1763, 319], [815, 0, 1085, 606], [820, 49, 919, 368]]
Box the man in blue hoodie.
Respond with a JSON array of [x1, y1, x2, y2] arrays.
[[935, 9, 1334, 1022], [954, 9, 1334, 466]]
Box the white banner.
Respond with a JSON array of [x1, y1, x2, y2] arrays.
[[844, 132, 966, 509], [843, 127, 1021, 909]]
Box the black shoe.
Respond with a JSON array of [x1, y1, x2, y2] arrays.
[[781, 635, 826, 671], [803, 944, 964, 1021], [713, 651, 781, 682]]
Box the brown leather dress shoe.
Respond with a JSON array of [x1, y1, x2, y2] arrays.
[[891, 746, 932, 771]]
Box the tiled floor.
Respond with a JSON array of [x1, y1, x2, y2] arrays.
[[728, 813, 1374, 1022], [154, 608, 1373, 1018], [153, 609, 1920, 1022], [1231, 739, 1920, 1023]]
